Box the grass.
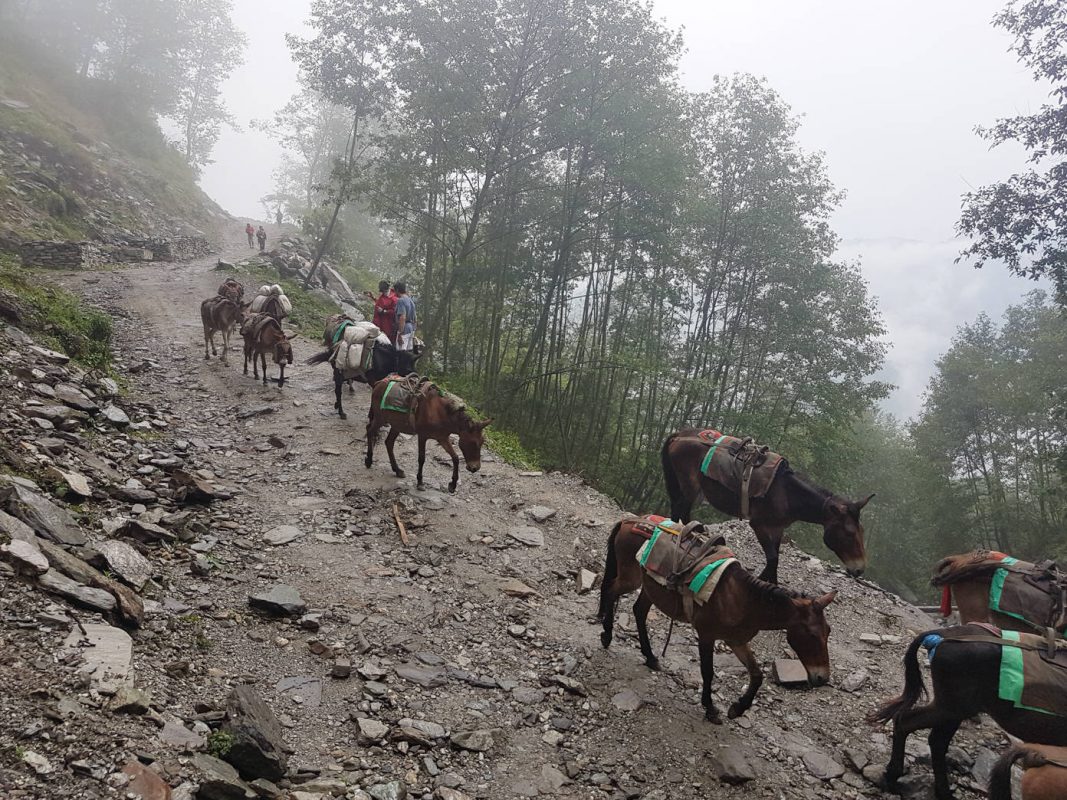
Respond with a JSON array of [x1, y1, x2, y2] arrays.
[[484, 427, 543, 471], [206, 731, 234, 758], [0, 254, 113, 371]]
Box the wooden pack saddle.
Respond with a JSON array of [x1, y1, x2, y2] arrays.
[[695, 430, 785, 519]]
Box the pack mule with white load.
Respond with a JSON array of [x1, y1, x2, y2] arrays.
[[250, 284, 292, 322]]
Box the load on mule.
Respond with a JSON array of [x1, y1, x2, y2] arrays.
[[250, 283, 292, 322], [217, 277, 244, 303], [932, 550, 1067, 636], [870, 624, 1067, 800], [988, 743, 1067, 800], [365, 373, 490, 493], [661, 428, 872, 583], [598, 515, 836, 723], [305, 317, 423, 418], [200, 296, 245, 362], [241, 313, 294, 387]]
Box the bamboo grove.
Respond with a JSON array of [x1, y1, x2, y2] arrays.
[[279, 0, 1066, 598]]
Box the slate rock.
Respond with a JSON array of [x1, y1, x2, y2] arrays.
[[160, 719, 207, 751], [0, 508, 36, 542], [526, 505, 557, 523], [63, 623, 132, 687], [24, 404, 87, 424], [263, 525, 302, 546], [1, 483, 87, 546], [248, 585, 306, 617], [36, 538, 143, 626], [450, 728, 499, 752], [110, 685, 152, 714], [396, 662, 447, 688], [96, 539, 152, 589], [512, 687, 545, 705], [538, 764, 568, 793], [44, 467, 92, 498], [507, 526, 544, 547], [772, 658, 809, 687], [435, 790, 471, 800], [190, 753, 254, 800], [545, 674, 587, 696], [576, 569, 598, 594], [803, 750, 845, 780], [101, 404, 131, 427], [55, 383, 98, 413], [121, 760, 172, 800], [39, 570, 116, 613], [709, 745, 756, 784], [840, 668, 869, 693], [116, 518, 176, 545], [221, 686, 289, 781], [357, 717, 390, 741], [2, 538, 49, 575], [28, 344, 69, 363], [971, 746, 998, 785], [368, 782, 407, 800], [611, 688, 644, 712]]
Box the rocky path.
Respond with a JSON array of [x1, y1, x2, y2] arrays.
[[0, 229, 1009, 799]]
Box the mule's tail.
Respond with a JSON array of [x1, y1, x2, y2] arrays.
[[661, 434, 685, 521], [988, 745, 1046, 800], [868, 630, 930, 724], [596, 521, 622, 623], [304, 348, 332, 366]]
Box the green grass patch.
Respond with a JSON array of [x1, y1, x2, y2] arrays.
[[484, 427, 543, 471], [0, 255, 112, 371], [206, 731, 234, 758]]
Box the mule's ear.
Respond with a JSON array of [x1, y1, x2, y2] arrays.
[[855, 493, 875, 510], [813, 591, 837, 611], [476, 418, 493, 430], [285, 332, 297, 340]]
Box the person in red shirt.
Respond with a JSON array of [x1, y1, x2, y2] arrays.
[[245, 223, 255, 248], [365, 280, 397, 340]]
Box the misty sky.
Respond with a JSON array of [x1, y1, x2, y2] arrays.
[[200, 0, 1051, 419]]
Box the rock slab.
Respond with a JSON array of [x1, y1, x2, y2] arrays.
[[248, 584, 306, 617], [1, 483, 87, 546], [222, 686, 289, 781]]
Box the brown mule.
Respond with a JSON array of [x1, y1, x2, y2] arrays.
[[597, 516, 836, 723], [364, 375, 491, 493], [989, 744, 1067, 800], [241, 314, 294, 386], [661, 429, 872, 583], [201, 296, 244, 362]]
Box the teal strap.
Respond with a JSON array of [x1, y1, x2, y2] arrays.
[[331, 320, 354, 346], [380, 380, 409, 412], [639, 529, 662, 567], [700, 434, 729, 475], [688, 557, 729, 594]]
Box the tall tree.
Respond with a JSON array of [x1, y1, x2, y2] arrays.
[[958, 0, 1067, 304]]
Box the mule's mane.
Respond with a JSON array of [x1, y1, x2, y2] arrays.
[[737, 566, 808, 601], [785, 466, 834, 501]]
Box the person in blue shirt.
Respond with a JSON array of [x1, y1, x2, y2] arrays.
[[394, 281, 417, 352]]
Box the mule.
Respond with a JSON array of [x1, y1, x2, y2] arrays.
[[870, 625, 1067, 800], [201, 296, 244, 362], [598, 516, 836, 723], [306, 341, 422, 419], [365, 375, 490, 493], [661, 430, 872, 583], [241, 314, 294, 387], [989, 744, 1067, 800], [217, 278, 244, 303]]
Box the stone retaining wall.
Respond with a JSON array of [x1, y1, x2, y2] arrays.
[[18, 235, 215, 268], [19, 241, 104, 269]]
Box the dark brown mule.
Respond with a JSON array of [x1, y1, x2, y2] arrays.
[[365, 376, 491, 493], [870, 626, 1067, 800], [241, 314, 294, 386], [597, 517, 836, 723], [989, 744, 1067, 800], [217, 278, 244, 303], [661, 430, 872, 583], [201, 296, 244, 362], [259, 294, 288, 322]]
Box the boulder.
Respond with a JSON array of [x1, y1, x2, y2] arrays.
[[115, 518, 176, 544], [262, 525, 302, 546], [709, 745, 756, 785], [63, 623, 132, 688], [221, 686, 289, 782], [507, 526, 544, 547], [449, 729, 499, 753], [39, 570, 116, 613], [95, 539, 153, 590], [525, 505, 557, 523], [802, 750, 845, 781], [36, 537, 144, 626], [1, 538, 49, 575], [248, 584, 306, 617], [1, 483, 87, 546], [101, 404, 131, 427], [55, 382, 98, 413], [190, 753, 254, 800], [121, 760, 172, 800]]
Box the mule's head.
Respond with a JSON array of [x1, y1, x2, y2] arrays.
[[821, 494, 873, 577], [785, 591, 837, 686], [273, 332, 295, 365], [457, 418, 492, 473]]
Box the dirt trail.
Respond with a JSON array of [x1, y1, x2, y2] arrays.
[[30, 227, 1004, 800]]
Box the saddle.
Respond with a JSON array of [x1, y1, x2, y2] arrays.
[[631, 515, 736, 620], [695, 431, 785, 519], [241, 312, 275, 340], [378, 373, 431, 415]]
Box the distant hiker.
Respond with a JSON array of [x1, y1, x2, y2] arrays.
[[256, 226, 267, 252], [275, 209, 283, 226], [245, 222, 255, 248], [394, 281, 416, 352], [365, 280, 397, 342]]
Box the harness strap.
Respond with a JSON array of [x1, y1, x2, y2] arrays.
[[331, 319, 354, 346], [740, 463, 754, 520]]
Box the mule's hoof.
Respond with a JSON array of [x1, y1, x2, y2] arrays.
[[339, 412, 348, 420], [600, 631, 612, 649], [364, 458, 372, 468], [727, 702, 745, 719], [448, 482, 457, 494], [348, 385, 354, 394], [395, 470, 406, 478], [644, 657, 660, 671], [704, 709, 724, 725]]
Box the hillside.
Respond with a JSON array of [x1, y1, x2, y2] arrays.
[[0, 38, 226, 249], [0, 228, 1012, 800]]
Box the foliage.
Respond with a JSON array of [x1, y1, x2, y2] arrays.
[[0, 256, 113, 371], [958, 0, 1067, 304], [206, 731, 233, 757]]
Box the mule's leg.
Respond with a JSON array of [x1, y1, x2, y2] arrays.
[[437, 436, 460, 493], [203, 326, 211, 360], [220, 327, 229, 362], [278, 361, 286, 388], [929, 720, 962, 800], [753, 524, 785, 584], [698, 639, 723, 724], [260, 352, 268, 385], [416, 435, 428, 488], [243, 340, 250, 374], [334, 370, 346, 418], [725, 641, 763, 719], [365, 417, 381, 468], [885, 704, 953, 789], [632, 591, 659, 671], [385, 427, 405, 478]]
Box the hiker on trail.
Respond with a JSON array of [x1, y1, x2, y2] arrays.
[[394, 281, 416, 352], [275, 209, 283, 226], [256, 226, 267, 252], [245, 222, 255, 248], [365, 280, 397, 342]]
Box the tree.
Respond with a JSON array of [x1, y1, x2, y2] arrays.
[[173, 0, 246, 169], [958, 0, 1067, 304]]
